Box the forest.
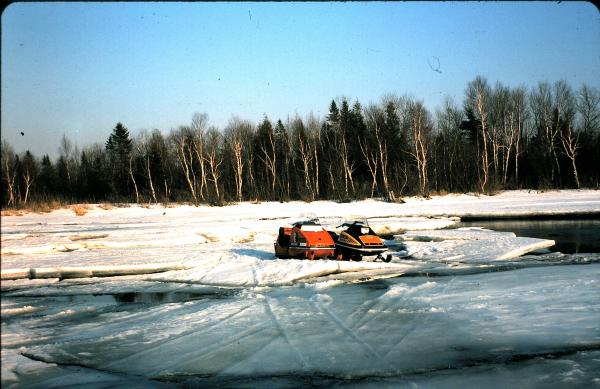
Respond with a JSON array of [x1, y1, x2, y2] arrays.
[[2, 76, 599, 208]]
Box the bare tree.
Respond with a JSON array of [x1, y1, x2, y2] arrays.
[[292, 117, 315, 200], [245, 136, 257, 201], [20, 151, 37, 205], [358, 136, 379, 197], [358, 104, 389, 197], [560, 120, 580, 188], [59, 134, 73, 186], [466, 76, 492, 192], [258, 130, 277, 198], [510, 87, 528, 186], [553, 82, 579, 188], [577, 84, 600, 134], [1, 141, 17, 206], [135, 131, 157, 203], [128, 155, 139, 203], [170, 126, 198, 205], [191, 113, 209, 201], [225, 117, 252, 202], [490, 82, 511, 184], [408, 101, 432, 197], [435, 97, 464, 191], [530, 81, 563, 186], [204, 128, 223, 202], [339, 130, 355, 197], [305, 113, 322, 199]]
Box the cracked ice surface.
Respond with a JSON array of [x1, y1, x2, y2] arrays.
[[2, 190, 600, 386], [2, 264, 599, 387]]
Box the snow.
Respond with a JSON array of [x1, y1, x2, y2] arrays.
[[4, 189, 595, 280], [1, 189, 599, 386]]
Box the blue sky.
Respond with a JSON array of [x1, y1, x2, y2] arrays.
[[2, 2, 599, 157]]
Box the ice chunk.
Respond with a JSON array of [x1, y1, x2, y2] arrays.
[[148, 254, 414, 287], [1, 264, 193, 281], [397, 228, 555, 262], [369, 216, 459, 236], [0, 268, 32, 281]]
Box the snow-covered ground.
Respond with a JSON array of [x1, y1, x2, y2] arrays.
[[2, 190, 600, 387]]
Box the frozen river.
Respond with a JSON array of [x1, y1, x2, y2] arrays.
[[3, 257, 600, 388], [2, 192, 600, 387]]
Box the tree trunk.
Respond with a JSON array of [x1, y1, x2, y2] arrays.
[[4, 158, 16, 206], [477, 93, 490, 193], [177, 142, 197, 205], [359, 137, 379, 198], [146, 156, 157, 203], [232, 140, 244, 202], [129, 157, 139, 204], [192, 139, 207, 201], [22, 172, 33, 205]]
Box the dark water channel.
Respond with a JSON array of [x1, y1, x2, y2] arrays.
[[458, 218, 600, 254]]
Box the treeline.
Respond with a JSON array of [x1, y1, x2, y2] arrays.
[[2, 76, 599, 208]]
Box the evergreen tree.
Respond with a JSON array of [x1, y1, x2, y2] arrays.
[[38, 154, 56, 199], [460, 107, 483, 144], [148, 129, 169, 201], [321, 101, 342, 198], [89, 145, 111, 201], [339, 99, 351, 135], [274, 119, 291, 199], [56, 155, 70, 199], [326, 100, 339, 124], [384, 101, 402, 149], [78, 151, 91, 200], [106, 122, 133, 199], [350, 100, 368, 184]]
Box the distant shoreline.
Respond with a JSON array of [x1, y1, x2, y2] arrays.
[[2, 189, 599, 220]]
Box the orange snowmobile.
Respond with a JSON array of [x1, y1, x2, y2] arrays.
[[332, 220, 392, 262], [274, 219, 336, 260]]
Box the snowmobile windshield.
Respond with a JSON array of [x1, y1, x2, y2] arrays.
[[300, 224, 325, 232], [338, 221, 369, 229]]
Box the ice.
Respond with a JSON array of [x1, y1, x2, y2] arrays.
[[1, 263, 193, 281], [148, 255, 413, 287], [2, 190, 600, 386], [2, 264, 597, 386], [369, 216, 459, 235], [398, 228, 556, 263]]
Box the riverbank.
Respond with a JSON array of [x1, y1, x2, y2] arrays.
[[2, 189, 599, 220]]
